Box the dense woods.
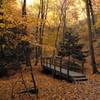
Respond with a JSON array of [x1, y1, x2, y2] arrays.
[[0, 0, 100, 99]]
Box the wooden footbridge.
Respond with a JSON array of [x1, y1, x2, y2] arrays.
[[42, 56, 87, 83]]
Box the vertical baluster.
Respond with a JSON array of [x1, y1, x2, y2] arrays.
[[49, 57, 51, 69], [54, 57, 56, 76], [60, 57, 62, 79]]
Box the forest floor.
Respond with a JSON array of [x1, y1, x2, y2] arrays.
[[0, 35, 100, 100], [0, 59, 100, 100]]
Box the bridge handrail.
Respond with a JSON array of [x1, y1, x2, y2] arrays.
[[42, 56, 86, 74]]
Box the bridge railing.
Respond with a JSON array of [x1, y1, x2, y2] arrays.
[[42, 56, 52, 67], [42, 56, 86, 74]]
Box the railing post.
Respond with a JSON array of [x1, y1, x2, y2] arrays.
[[54, 57, 56, 76], [45, 57, 47, 66], [51, 57, 54, 75], [82, 60, 85, 74], [60, 57, 62, 79], [49, 57, 51, 68]]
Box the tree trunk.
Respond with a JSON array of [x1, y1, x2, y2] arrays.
[[22, 0, 27, 16], [22, 0, 27, 34], [88, 0, 96, 38], [39, 0, 44, 65], [39, 0, 48, 65], [86, 0, 98, 73], [88, 0, 95, 25]]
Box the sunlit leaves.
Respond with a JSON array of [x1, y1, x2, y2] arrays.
[[95, 14, 100, 29]]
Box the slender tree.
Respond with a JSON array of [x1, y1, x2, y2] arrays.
[[0, 0, 5, 58], [85, 0, 99, 73], [22, 0, 27, 16], [0, 0, 4, 31], [39, 0, 49, 65], [88, 0, 95, 25], [22, 0, 27, 34], [54, 0, 67, 55]]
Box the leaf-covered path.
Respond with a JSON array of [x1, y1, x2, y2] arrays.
[[0, 62, 100, 100]]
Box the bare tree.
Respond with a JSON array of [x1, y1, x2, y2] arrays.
[[85, 0, 99, 73], [54, 0, 67, 51], [22, 0, 27, 34], [40, 0, 49, 65], [22, 0, 27, 16], [34, 0, 49, 65]]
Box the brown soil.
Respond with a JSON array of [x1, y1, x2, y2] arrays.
[[0, 60, 100, 100]]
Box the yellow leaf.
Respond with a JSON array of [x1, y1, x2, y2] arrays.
[[0, 23, 5, 28]]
